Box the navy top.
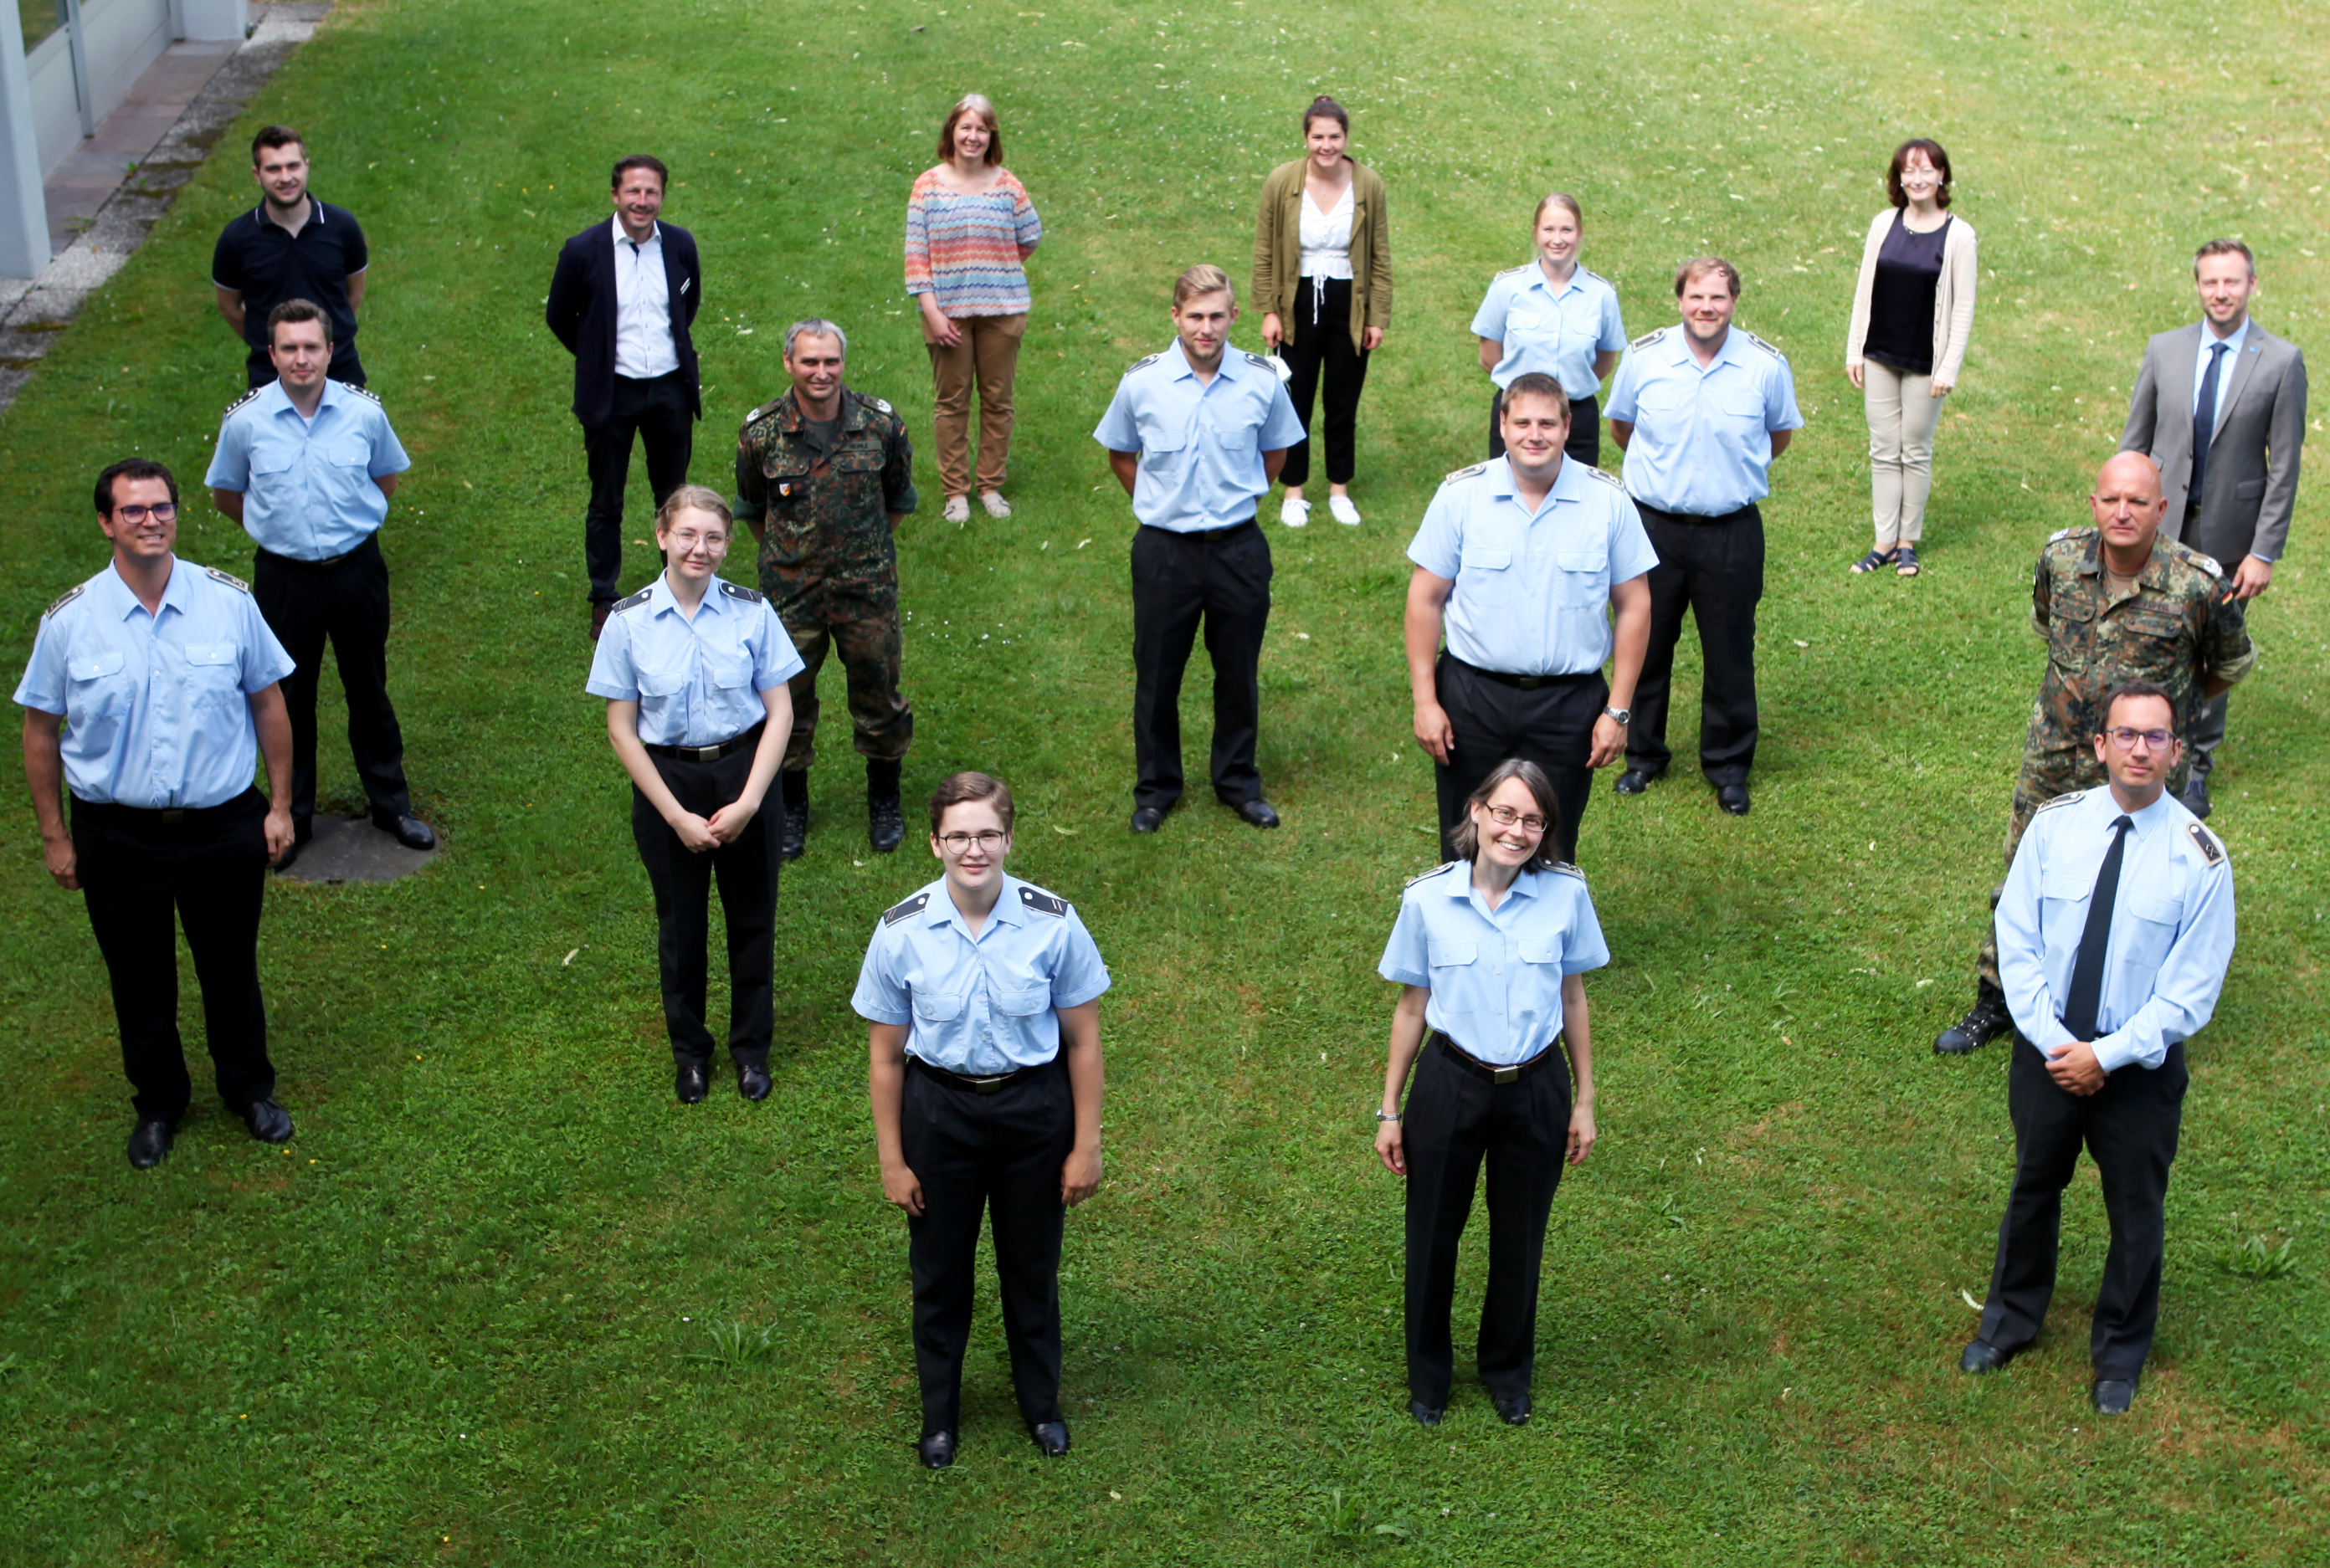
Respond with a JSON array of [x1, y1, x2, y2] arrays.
[[1863, 213, 1950, 376], [211, 199, 369, 383]]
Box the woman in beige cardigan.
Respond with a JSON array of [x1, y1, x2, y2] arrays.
[[1253, 95, 1392, 527], [1845, 138, 1976, 576]]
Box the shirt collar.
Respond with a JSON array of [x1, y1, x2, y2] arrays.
[[1440, 863, 1542, 903], [100, 556, 190, 621], [2089, 783, 2179, 843], [1523, 264, 1582, 300], [254, 198, 323, 232], [648, 571, 731, 618], [925, 874, 1025, 935], [1163, 337, 1242, 385], [259, 377, 343, 420], [612, 214, 663, 249], [2202, 316, 2249, 359], [1665, 325, 1738, 372], [1485, 456, 1579, 513]]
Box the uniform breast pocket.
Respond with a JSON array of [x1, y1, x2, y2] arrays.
[[911, 991, 967, 1023], [635, 662, 690, 699], [2036, 866, 2092, 951], [326, 440, 372, 469], [1517, 939, 1568, 969], [2117, 893, 2184, 974], [1633, 377, 1690, 416], [1506, 308, 1550, 340], [1458, 549, 1516, 607], [765, 469, 813, 518], [66, 648, 130, 714], [704, 646, 755, 691], [249, 450, 295, 478], [1720, 388, 1769, 429], [1428, 940, 1478, 972], [1210, 422, 1257, 453], [993, 983, 1053, 1017], [1555, 547, 1609, 607], [1139, 431, 1187, 472], [182, 641, 244, 710]]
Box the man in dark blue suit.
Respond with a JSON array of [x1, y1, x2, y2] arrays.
[[547, 155, 704, 638]]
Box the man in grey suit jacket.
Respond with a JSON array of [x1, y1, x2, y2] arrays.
[[2119, 238, 2306, 818]]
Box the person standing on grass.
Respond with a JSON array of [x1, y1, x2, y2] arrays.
[[213, 126, 371, 390], [1844, 137, 1978, 579], [1252, 94, 1392, 528], [1471, 192, 1625, 470], [1094, 265, 1305, 837], [1958, 681, 2234, 1419], [14, 459, 299, 1171], [1374, 760, 1604, 1431], [588, 486, 800, 1108], [2117, 238, 2307, 820], [906, 94, 1043, 525], [547, 154, 705, 641], [1404, 375, 1655, 867], [855, 772, 1110, 1470]]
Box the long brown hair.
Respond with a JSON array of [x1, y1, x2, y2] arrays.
[[937, 95, 1001, 167]]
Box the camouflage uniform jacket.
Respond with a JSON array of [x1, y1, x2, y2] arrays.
[[2028, 526, 2256, 755], [733, 387, 918, 623]]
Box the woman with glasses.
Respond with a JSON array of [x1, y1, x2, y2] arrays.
[[853, 771, 1111, 1470], [1845, 137, 1978, 577], [1373, 759, 1605, 1430], [588, 485, 801, 1105]]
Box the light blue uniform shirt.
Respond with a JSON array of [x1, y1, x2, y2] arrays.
[[1603, 325, 1804, 515], [1407, 456, 1660, 676], [203, 378, 412, 561], [1997, 784, 2236, 1074], [852, 872, 1113, 1076], [12, 558, 296, 809], [584, 572, 805, 746], [1091, 340, 1306, 533], [1470, 263, 1627, 397], [1378, 861, 1610, 1066]]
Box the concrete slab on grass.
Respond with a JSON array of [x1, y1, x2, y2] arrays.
[[278, 812, 439, 884]]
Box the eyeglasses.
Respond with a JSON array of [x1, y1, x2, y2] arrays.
[[1478, 804, 1548, 833], [112, 503, 177, 523], [937, 830, 1008, 853], [2105, 727, 2176, 751]]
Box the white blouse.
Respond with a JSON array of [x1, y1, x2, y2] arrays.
[[1298, 183, 1355, 280]]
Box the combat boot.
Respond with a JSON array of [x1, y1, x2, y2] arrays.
[[868, 759, 906, 853], [1935, 982, 2013, 1055]]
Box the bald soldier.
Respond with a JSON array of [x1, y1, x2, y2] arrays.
[[1934, 452, 2254, 1056]]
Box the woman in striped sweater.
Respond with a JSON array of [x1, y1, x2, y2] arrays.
[[905, 95, 1044, 522]]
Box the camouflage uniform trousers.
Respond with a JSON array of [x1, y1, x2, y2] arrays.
[[1974, 714, 2194, 990], [780, 611, 912, 773]]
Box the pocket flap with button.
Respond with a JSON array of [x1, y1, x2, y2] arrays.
[[912, 992, 967, 1022], [1460, 549, 1513, 573], [326, 441, 372, 468], [706, 648, 755, 690], [1212, 423, 1257, 449], [1722, 388, 1768, 420], [2234, 479, 2265, 502], [994, 984, 1052, 1017], [68, 650, 126, 681], [183, 641, 239, 666], [2127, 892, 2184, 928], [1428, 940, 1478, 967], [636, 664, 690, 697], [2038, 865, 2092, 903], [1517, 940, 1565, 966]]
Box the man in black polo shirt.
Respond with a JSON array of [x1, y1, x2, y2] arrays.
[[213, 126, 370, 389]]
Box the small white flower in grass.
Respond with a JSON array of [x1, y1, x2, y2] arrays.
[[1960, 1289, 1984, 1312], [1793, 639, 1809, 648]]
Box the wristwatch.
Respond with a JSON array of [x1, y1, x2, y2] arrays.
[[1603, 706, 1631, 725], [1375, 1109, 1402, 1123]]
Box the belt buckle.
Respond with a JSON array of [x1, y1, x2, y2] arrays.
[[1513, 676, 1544, 691], [1493, 1064, 1521, 1084], [686, 745, 720, 762], [159, 808, 187, 825], [971, 1075, 1008, 1094]]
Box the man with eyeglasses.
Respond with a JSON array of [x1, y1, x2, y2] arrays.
[[1958, 680, 2235, 1417], [1936, 451, 2252, 1057], [14, 459, 299, 1170]]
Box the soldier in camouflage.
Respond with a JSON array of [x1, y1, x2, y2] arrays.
[[1936, 451, 2254, 1054], [733, 320, 920, 857]]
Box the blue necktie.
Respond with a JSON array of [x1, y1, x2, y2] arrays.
[[2061, 816, 2132, 1042], [2189, 341, 2229, 510]]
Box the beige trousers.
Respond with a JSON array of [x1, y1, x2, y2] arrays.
[[1864, 360, 1944, 546], [926, 311, 1026, 498]]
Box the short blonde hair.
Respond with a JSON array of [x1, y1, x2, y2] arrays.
[[1533, 191, 1583, 228], [937, 95, 1001, 166], [1173, 264, 1234, 309], [654, 484, 733, 535]]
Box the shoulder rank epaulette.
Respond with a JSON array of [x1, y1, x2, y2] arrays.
[[1442, 462, 1488, 484], [881, 891, 931, 926], [44, 583, 85, 617], [718, 582, 765, 604], [742, 397, 786, 428], [1017, 885, 1069, 918], [1578, 265, 1609, 285], [1495, 263, 1532, 279], [854, 392, 894, 417], [223, 387, 264, 418], [2187, 822, 2225, 865], [1582, 464, 1624, 488], [2032, 789, 2086, 817], [1628, 326, 1669, 351], [1550, 861, 1588, 882], [203, 566, 250, 593], [1244, 351, 1273, 369], [1128, 351, 1162, 373], [2179, 542, 2224, 577], [1405, 860, 1460, 888], [2046, 526, 2097, 546], [1739, 328, 1788, 361], [337, 381, 382, 404], [609, 587, 652, 614]]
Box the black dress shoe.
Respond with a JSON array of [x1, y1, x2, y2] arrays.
[[1408, 1399, 1445, 1428], [2181, 775, 2212, 820], [1936, 988, 2014, 1056], [1130, 805, 1165, 834], [127, 1119, 175, 1170], [1715, 783, 1751, 816], [780, 800, 808, 861], [675, 1062, 710, 1104], [1614, 768, 1658, 797], [375, 813, 437, 851], [1234, 797, 1280, 829], [918, 1430, 957, 1469], [1958, 1339, 2012, 1375], [272, 838, 303, 875], [1491, 1390, 1532, 1426], [1028, 1419, 1071, 1457], [2091, 1377, 2138, 1415], [242, 1098, 294, 1144], [737, 1063, 771, 1102], [868, 795, 906, 853]]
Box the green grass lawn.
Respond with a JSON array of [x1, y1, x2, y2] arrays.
[[3, 0, 2327, 1560]]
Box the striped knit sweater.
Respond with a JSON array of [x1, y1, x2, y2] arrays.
[[903, 169, 1042, 315]]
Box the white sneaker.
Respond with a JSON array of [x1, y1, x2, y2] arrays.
[[1327, 494, 1363, 526], [1280, 497, 1311, 527], [979, 491, 1012, 518], [942, 495, 971, 523]]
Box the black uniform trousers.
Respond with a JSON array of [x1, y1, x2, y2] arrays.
[[1488, 390, 1601, 470], [1627, 501, 1763, 786], [71, 790, 275, 1124], [252, 534, 411, 835], [1978, 1037, 2187, 1381], [629, 730, 778, 1068], [1276, 277, 1371, 489], [1129, 520, 1271, 811], [1404, 1035, 1573, 1409], [584, 371, 695, 604], [901, 1056, 1075, 1435], [1432, 655, 1605, 866]]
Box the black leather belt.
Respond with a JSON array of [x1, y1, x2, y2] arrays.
[[645, 722, 764, 764], [909, 1057, 1044, 1094], [1449, 656, 1594, 694], [71, 793, 249, 827], [258, 546, 358, 571], [1432, 1030, 1561, 1085]]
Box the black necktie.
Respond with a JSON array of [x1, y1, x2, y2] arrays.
[[2190, 341, 2228, 509], [2061, 815, 2132, 1041]]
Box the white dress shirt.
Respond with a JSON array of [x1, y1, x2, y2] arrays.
[[612, 216, 679, 381], [1298, 185, 1354, 281], [2191, 315, 2249, 422]]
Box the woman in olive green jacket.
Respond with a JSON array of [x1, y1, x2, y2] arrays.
[[1252, 95, 1393, 527]]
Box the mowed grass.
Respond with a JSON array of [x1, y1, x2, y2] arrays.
[[2, 0, 2327, 1561]]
